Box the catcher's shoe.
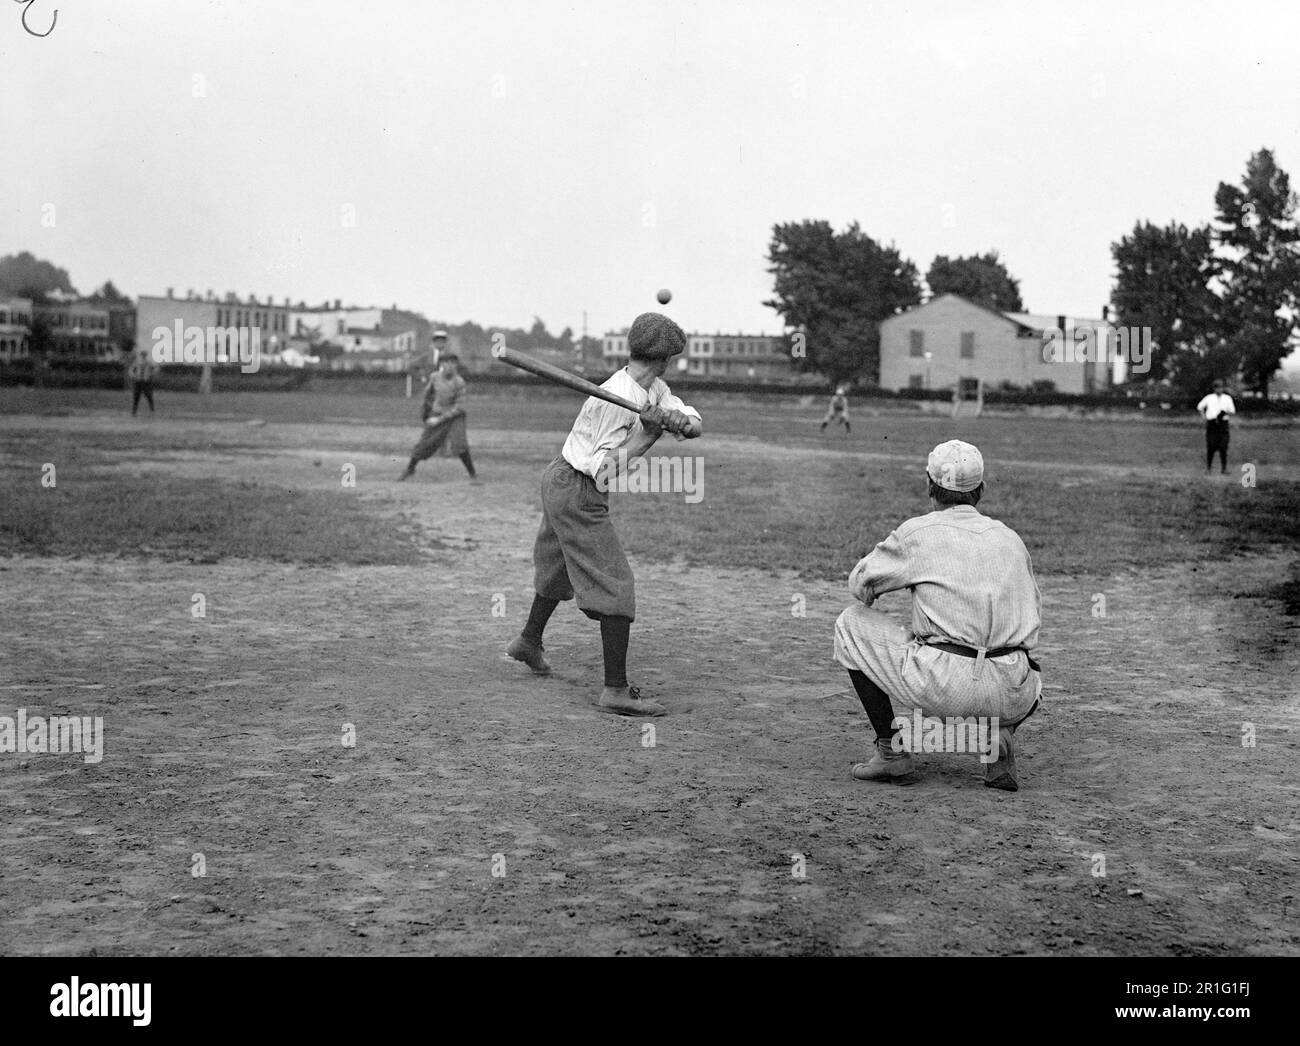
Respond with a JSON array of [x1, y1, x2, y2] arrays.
[[597, 685, 667, 717], [984, 729, 1018, 791], [852, 738, 915, 781], [506, 636, 552, 676]]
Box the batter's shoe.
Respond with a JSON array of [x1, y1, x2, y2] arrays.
[[506, 636, 552, 676], [598, 685, 667, 717], [984, 729, 1018, 791], [852, 738, 915, 781]]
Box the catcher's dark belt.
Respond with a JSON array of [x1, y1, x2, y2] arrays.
[[929, 641, 1041, 673]]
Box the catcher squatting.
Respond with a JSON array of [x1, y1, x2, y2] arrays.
[[502, 312, 1044, 790]]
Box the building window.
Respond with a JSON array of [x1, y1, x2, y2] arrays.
[[909, 330, 924, 357], [908, 374, 924, 389], [960, 332, 975, 358]]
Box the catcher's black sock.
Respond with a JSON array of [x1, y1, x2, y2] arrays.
[[600, 615, 631, 688], [845, 422, 851, 433], [522, 594, 560, 645], [405, 458, 417, 474], [847, 669, 900, 743], [459, 450, 476, 477]]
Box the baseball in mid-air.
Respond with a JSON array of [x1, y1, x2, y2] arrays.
[[657, 288, 672, 305]]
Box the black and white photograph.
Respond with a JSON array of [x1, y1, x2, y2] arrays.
[[2, 0, 1297, 1005]]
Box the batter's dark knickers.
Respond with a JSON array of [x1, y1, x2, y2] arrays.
[[532, 457, 636, 621]]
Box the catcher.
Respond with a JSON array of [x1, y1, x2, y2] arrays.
[[398, 348, 477, 481], [833, 440, 1042, 790], [505, 312, 702, 716]]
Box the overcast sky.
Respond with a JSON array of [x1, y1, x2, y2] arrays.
[[4, 0, 1298, 338]]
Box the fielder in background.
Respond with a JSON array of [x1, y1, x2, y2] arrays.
[[506, 312, 702, 717], [821, 384, 851, 434], [833, 440, 1042, 790], [127, 348, 159, 416], [398, 343, 478, 482], [1196, 379, 1236, 474]]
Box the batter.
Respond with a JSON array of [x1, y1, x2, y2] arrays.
[[505, 312, 702, 717]]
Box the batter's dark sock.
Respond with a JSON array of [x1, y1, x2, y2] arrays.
[[459, 450, 476, 477], [522, 594, 560, 645], [845, 422, 851, 433], [600, 615, 631, 688], [847, 669, 900, 742], [405, 458, 418, 475]]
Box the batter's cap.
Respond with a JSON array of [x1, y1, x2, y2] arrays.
[[628, 312, 686, 360], [927, 439, 984, 492], [432, 330, 449, 340]]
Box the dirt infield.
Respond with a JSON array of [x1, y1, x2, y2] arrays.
[[2, 400, 1298, 955]]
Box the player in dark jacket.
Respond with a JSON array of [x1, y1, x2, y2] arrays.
[[398, 350, 477, 481]]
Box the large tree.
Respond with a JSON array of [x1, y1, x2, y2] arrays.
[[926, 251, 1024, 313], [1110, 220, 1219, 384], [0, 251, 77, 302], [765, 220, 920, 384], [1213, 148, 1300, 398]]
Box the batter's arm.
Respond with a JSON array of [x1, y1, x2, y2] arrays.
[[593, 408, 666, 489]]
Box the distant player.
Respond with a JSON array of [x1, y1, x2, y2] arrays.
[[126, 350, 159, 415], [505, 312, 702, 717], [820, 384, 850, 434], [1196, 379, 1235, 474], [832, 440, 1042, 790], [398, 348, 477, 481], [126, 349, 158, 415]]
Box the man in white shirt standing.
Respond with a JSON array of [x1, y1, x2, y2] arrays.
[[1196, 379, 1236, 474], [506, 313, 702, 717]]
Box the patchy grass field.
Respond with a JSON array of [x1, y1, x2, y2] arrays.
[[1, 385, 1298, 956]]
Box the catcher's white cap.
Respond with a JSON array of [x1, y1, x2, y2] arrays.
[[432, 330, 449, 340], [927, 439, 984, 492]]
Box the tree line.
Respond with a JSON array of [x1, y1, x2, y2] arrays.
[[766, 149, 1299, 398]]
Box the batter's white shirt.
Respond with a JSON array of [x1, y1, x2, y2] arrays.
[[1196, 392, 1236, 420], [561, 368, 701, 480]]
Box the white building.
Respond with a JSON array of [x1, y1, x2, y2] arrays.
[[602, 329, 790, 378], [0, 296, 32, 362]]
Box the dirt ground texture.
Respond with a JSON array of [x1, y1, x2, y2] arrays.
[[2, 401, 1298, 956]]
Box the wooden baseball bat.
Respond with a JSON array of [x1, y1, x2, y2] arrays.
[[495, 347, 690, 433]]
